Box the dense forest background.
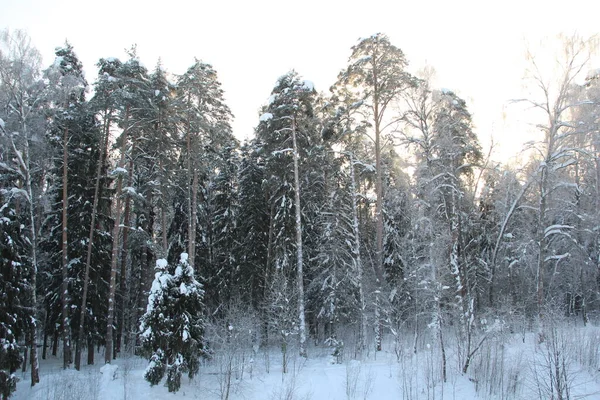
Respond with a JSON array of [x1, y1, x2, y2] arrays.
[[2, 29, 600, 397]]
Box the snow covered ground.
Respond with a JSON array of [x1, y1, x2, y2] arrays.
[[12, 323, 600, 399]]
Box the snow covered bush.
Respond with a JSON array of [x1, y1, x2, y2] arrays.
[[139, 253, 206, 392]]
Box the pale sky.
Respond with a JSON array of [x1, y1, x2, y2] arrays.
[[2, 0, 599, 162]]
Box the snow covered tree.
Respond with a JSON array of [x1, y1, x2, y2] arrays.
[[517, 35, 597, 326], [571, 67, 600, 318], [321, 88, 373, 354], [139, 253, 205, 392], [402, 72, 484, 373], [104, 51, 152, 363], [40, 42, 98, 369], [0, 28, 46, 386], [234, 144, 269, 309], [255, 71, 323, 358], [0, 173, 27, 399], [334, 33, 416, 351], [118, 60, 179, 355], [202, 145, 239, 309], [308, 161, 361, 348], [146, 61, 178, 258], [171, 60, 234, 272]]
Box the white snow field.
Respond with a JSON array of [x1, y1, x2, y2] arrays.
[[12, 323, 600, 400]]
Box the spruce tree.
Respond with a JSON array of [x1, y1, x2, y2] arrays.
[[255, 71, 323, 357], [140, 253, 205, 392], [235, 144, 269, 309], [0, 178, 27, 399]]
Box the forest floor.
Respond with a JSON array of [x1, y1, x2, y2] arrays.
[[12, 322, 600, 399]]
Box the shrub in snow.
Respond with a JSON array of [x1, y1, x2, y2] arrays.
[[0, 368, 17, 400], [144, 349, 166, 386], [139, 253, 206, 392], [166, 354, 184, 392]]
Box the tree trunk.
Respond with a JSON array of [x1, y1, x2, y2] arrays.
[[262, 200, 277, 347], [42, 329, 47, 360], [10, 128, 40, 384], [52, 330, 58, 357], [186, 108, 198, 267], [22, 345, 28, 372], [292, 118, 307, 358], [160, 158, 168, 256], [75, 110, 109, 371], [439, 316, 447, 383], [61, 126, 71, 369], [349, 153, 367, 354], [117, 159, 134, 354], [87, 337, 94, 365], [372, 60, 384, 353], [537, 165, 549, 321], [189, 169, 198, 266], [105, 106, 130, 363]]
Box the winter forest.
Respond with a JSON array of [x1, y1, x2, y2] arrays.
[[3, 28, 600, 399]]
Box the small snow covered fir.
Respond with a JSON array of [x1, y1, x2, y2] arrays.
[[139, 253, 205, 392]]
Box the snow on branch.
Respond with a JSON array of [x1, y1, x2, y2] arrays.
[[544, 224, 573, 238], [545, 253, 570, 262], [259, 112, 273, 122]]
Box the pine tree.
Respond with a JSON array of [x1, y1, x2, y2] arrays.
[[335, 33, 416, 351], [139, 253, 205, 392], [40, 42, 96, 369], [104, 51, 152, 363], [172, 60, 234, 272], [116, 61, 180, 354]]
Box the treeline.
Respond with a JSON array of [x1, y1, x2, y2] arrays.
[[1, 29, 600, 395]]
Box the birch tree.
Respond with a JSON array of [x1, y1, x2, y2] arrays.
[[517, 35, 597, 326], [0, 28, 44, 386]]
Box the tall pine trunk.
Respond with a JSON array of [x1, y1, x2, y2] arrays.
[[373, 91, 384, 353], [105, 106, 130, 363]]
